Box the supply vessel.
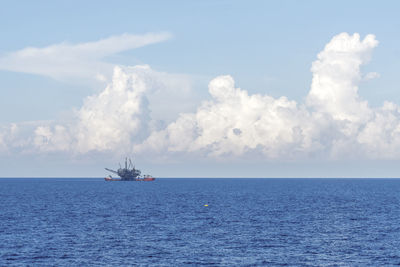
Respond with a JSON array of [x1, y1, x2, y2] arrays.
[[104, 158, 155, 181]]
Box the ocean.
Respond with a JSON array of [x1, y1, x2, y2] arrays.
[[1, 178, 400, 266]]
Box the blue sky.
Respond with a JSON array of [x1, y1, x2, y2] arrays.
[[1, 1, 400, 177]]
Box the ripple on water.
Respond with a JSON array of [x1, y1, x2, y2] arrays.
[[1, 178, 400, 266]]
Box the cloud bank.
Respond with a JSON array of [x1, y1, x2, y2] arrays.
[[2, 32, 400, 162], [136, 33, 399, 160]]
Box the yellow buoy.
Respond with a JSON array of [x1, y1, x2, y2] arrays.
[[204, 204, 208, 207]]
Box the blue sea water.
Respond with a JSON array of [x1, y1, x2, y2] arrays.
[[1, 178, 400, 266]]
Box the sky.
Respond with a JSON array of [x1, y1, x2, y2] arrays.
[[1, 1, 400, 177]]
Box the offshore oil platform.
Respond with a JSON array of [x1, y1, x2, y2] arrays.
[[104, 158, 155, 181]]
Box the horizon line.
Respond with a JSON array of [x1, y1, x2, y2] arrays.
[[1, 177, 400, 179]]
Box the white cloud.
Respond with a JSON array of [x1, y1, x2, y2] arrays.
[[135, 33, 400, 160], [29, 64, 199, 155], [3, 32, 400, 163], [307, 33, 377, 124], [74, 66, 150, 153], [0, 122, 42, 153], [135, 75, 322, 159], [30, 66, 152, 154], [34, 125, 72, 152], [0, 32, 172, 83], [0, 126, 9, 152], [356, 102, 400, 158], [363, 72, 380, 81], [136, 75, 312, 158]]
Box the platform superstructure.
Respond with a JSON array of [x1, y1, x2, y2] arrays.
[[105, 158, 155, 181]]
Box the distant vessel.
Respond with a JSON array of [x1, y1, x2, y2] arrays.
[[104, 158, 155, 181]]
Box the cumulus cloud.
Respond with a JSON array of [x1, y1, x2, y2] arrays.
[[356, 102, 400, 158], [135, 33, 400, 160], [29, 64, 199, 155], [30, 66, 152, 154], [0, 32, 171, 83], [363, 72, 380, 81], [0, 122, 43, 153], [307, 33, 377, 124], [0, 126, 10, 152], [74, 66, 150, 153], [3, 32, 400, 162], [135, 76, 313, 158]]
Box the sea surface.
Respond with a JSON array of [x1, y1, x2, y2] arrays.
[[1, 178, 400, 266]]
